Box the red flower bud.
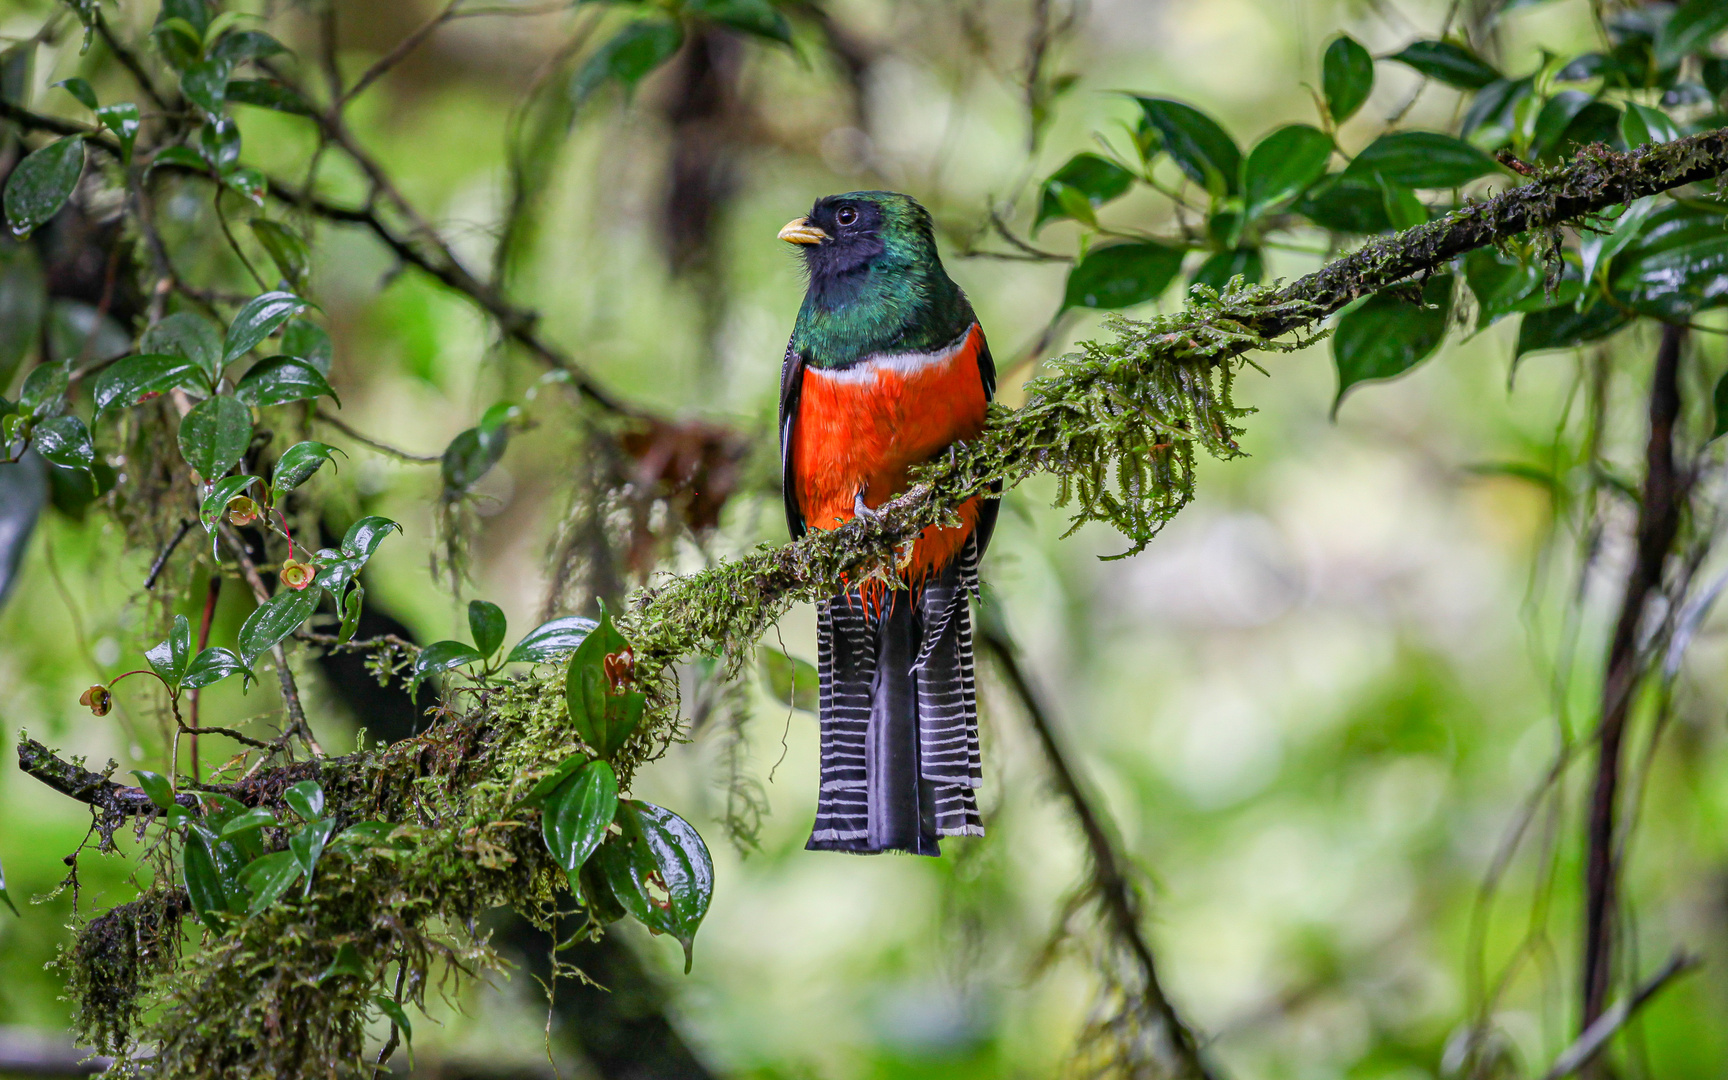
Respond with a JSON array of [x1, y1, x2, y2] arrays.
[[79, 685, 112, 716], [280, 558, 317, 591], [603, 648, 635, 694]]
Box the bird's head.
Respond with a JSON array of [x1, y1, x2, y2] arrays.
[[778, 191, 941, 295]]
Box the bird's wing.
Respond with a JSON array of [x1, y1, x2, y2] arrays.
[[973, 327, 1000, 560], [779, 337, 807, 539]]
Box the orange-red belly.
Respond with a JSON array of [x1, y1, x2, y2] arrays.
[[793, 324, 988, 581]]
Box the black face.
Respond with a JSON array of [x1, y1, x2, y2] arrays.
[[803, 195, 885, 283]]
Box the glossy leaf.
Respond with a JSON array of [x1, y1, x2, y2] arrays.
[[1061, 242, 1185, 311], [133, 769, 177, 811], [224, 78, 316, 115], [211, 29, 286, 64], [1619, 102, 1681, 149], [1459, 77, 1533, 146], [1463, 248, 1542, 328], [1331, 275, 1453, 415], [441, 425, 508, 492], [94, 354, 204, 417], [284, 781, 325, 822], [4, 136, 84, 238], [468, 600, 507, 658], [1552, 102, 1624, 160], [235, 355, 339, 408], [1342, 131, 1499, 188], [600, 801, 714, 972], [223, 167, 267, 208], [224, 291, 309, 364], [506, 615, 598, 664], [1514, 301, 1628, 364], [271, 441, 342, 501], [182, 646, 252, 691], [147, 613, 194, 687], [374, 995, 414, 1064], [1655, 0, 1728, 68], [571, 20, 684, 101], [198, 474, 258, 532], [1133, 98, 1240, 195], [686, 0, 791, 43], [543, 759, 619, 875], [342, 516, 402, 560], [1579, 196, 1660, 286], [249, 219, 308, 291], [1034, 153, 1136, 231], [181, 58, 232, 115], [759, 645, 818, 713], [1387, 39, 1501, 89], [1242, 124, 1333, 222], [1322, 35, 1373, 124], [1531, 91, 1594, 160], [55, 77, 97, 110], [198, 119, 240, 170], [565, 604, 644, 758], [413, 640, 487, 681], [291, 818, 337, 896], [280, 320, 333, 374], [517, 752, 589, 809], [236, 586, 318, 666], [18, 364, 68, 416], [337, 581, 364, 645], [238, 850, 301, 915], [177, 395, 252, 480], [219, 806, 276, 838], [142, 312, 224, 383], [1190, 248, 1264, 293], [32, 415, 93, 469], [181, 831, 230, 932]]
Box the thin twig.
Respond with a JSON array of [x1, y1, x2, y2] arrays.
[[220, 526, 325, 757], [312, 409, 441, 463], [1543, 951, 1700, 1079], [341, 0, 466, 106], [144, 518, 197, 590]]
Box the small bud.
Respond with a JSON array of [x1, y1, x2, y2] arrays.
[[280, 558, 316, 591], [226, 495, 260, 526], [603, 647, 635, 694], [79, 684, 112, 716]]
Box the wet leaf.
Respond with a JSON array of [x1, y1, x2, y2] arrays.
[[146, 613, 194, 687], [516, 752, 589, 810], [237, 586, 317, 666], [1322, 34, 1373, 124], [1242, 124, 1332, 222], [211, 29, 286, 65], [4, 136, 84, 238], [1133, 97, 1240, 195], [177, 395, 252, 480], [220, 807, 276, 839], [759, 645, 818, 712], [142, 312, 224, 384], [291, 818, 336, 896], [506, 615, 597, 664], [1342, 131, 1499, 189], [132, 770, 177, 811], [413, 640, 486, 682], [238, 850, 300, 915], [182, 831, 230, 932], [223, 166, 267, 208], [224, 78, 315, 116], [341, 515, 402, 560], [224, 291, 309, 364], [1062, 241, 1185, 311], [32, 415, 93, 469], [198, 118, 240, 170], [234, 355, 339, 408], [1387, 39, 1501, 89], [19, 363, 68, 416], [1612, 202, 1728, 319], [543, 759, 618, 875], [182, 646, 252, 691], [284, 781, 325, 822], [199, 474, 258, 532], [94, 354, 205, 417], [441, 425, 507, 492], [468, 600, 507, 658], [269, 441, 342, 502], [180, 58, 232, 115], [1034, 153, 1136, 231], [600, 801, 714, 972], [1332, 274, 1453, 415]]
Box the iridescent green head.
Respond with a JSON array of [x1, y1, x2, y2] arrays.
[[781, 191, 973, 368]]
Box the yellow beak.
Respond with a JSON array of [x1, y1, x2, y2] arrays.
[[778, 217, 829, 245]]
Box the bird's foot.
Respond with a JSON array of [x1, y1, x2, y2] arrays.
[[853, 489, 879, 522]]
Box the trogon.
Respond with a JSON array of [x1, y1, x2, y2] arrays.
[[777, 191, 997, 856]]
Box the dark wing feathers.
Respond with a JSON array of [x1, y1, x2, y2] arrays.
[[779, 338, 806, 539]]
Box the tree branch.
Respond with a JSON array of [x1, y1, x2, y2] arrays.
[[15, 737, 197, 816], [1582, 324, 1689, 1027], [1545, 951, 1699, 1079]]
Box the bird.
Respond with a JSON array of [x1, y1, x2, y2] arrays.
[[777, 191, 997, 856]]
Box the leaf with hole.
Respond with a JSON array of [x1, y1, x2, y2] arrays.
[[224, 291, 309, 364], [271, 441, 342, 501], [1133, 98, 1240, 195], [1322, 35, 1373, 124], [5, 137, 85, 238], [235, 356, 339, 408], [1061, 241, 1185, 311], [468, 600, 507, 658], [759, 646, 818, 713], [543, 759, 618, 877], [1331, 275, 1453, 415], [236, 586, 317, 666], [598, 801, 713, 972], [1242, 124, 1332, 222], [142, 312, 224, 383], [1386, 39, 1501, 89], [32, 415, 93, 469], [182, 647, 252, 691], [1034, 153, 1136, 231], [177, 395, 252, 480], [564, 604, 644, 759], [95, 354, 205, 417], [506, 616, 598, 664]]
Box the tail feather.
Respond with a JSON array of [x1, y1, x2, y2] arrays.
[[807, 536, 983, 855]]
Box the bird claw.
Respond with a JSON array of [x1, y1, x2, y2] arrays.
[[853, 489, 879, 522]]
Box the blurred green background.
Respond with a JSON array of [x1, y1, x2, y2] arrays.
[[4, 0, 1727, 1077]]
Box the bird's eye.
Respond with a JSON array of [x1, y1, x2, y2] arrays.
[[836, 206, 858, 227]]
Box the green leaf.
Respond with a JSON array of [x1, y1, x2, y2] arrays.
[[1342, 131, 1499, 189], [142, 312, 224, 384], [249, 219, 308, 291], [224, 78, 315, 116], [316, 942, 367, 985], [1133, 98, 1240, 195], [211, 30, 287, 65], [413, 640, 487, 682], [1514, 298, 1628, 363], [271, 441, 342, 501], [374, 996, 413, 1062], [94, 354, 205, 417], [1712, 368, 1728, 443], [198, 473, 258, 532], [219, 806, 276, 838], [1061, 241, 1186, 311], [1190, 248, 1264, 293], [198, 118, 240, 170], [32, 415, 93, 469], [181, 58, 232, 115], [0, 241, 47, 392], [0, 854, 18, 917], [290, 818, 337, 896], [1611, 202, 1728, 320], [1460, 77, 1534, 145], [238, 850, 301, 915], [336, 581, 364, 645], [55, 77, 97, 111], [223, 166, 266, 208], [1655, 0, 1728, 68], [686, 0, 791, 43], [132, 769, 177, 811], [152, 16, 203, 69], [234, 355, 340, 408], [280, 319, 332, 374], [1034, 153, 1136, 231], [543, 759, 618, 874], [1322, 35, 1374, 124], [177, 395, 253, 480], [182, 646, 252, 691], [1578, 196, 1660, 287], [571, 20, 684, 101], [1377, 176, 1428, 230], [441, 425, 508, 492], [341, 516, 401, 560], [516, 752, 588, 810], [146, 613, 194, 687], [1619, 101, 1681, 149], [1331, 274, 1453, 415], [224, 291, 309, 364], [759, 645, 817, 712], [1551, 102, 1624, 160], [1464, 247, 1542, 328], [468, 600, 507, 658], [1531, 91, 1595, 160], [600, 801, 714, 972], [19, 363, 69, 416], [565, 604, 642, 758], [148, 145, 210, 177], [181, 831, 230, 933], [5, 136, 85, 238], [284, 781, 324, 822], [506, 616, 598, 664], [236, 586, 318, 666], [1242, 124, 1333, 222], [1386, 39, 1501, 89]]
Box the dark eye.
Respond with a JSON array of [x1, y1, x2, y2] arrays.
[[836, 206, 858, 227]]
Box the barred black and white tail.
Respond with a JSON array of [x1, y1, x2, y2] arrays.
[[806, 536, 983, 855]]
